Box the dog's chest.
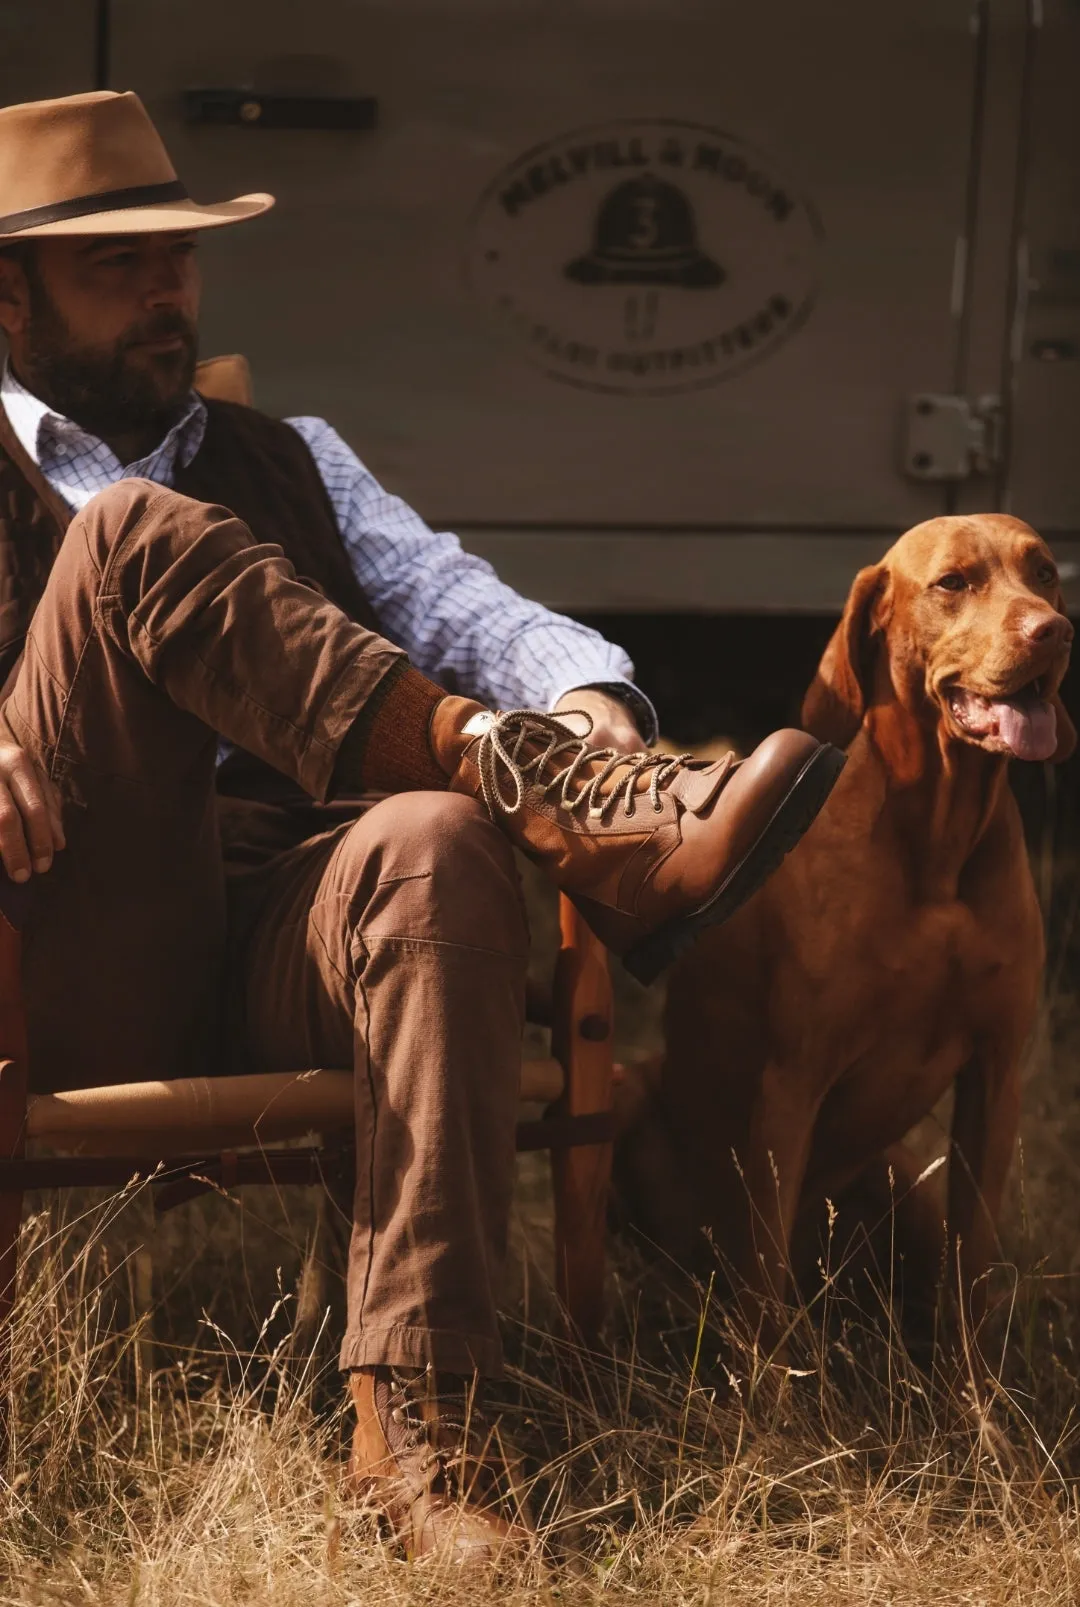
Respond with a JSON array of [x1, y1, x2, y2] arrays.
[[808, 893, 1033, 1156]]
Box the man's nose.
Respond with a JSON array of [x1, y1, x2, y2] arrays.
[[145, 276, 185, 308], [144, 259, 189, 308], [1020, 610, 1074, 648]]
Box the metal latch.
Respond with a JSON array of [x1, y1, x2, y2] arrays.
[[902, 393, 1002, 480]]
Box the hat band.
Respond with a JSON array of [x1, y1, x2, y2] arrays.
[[0, 179, 189, 235]]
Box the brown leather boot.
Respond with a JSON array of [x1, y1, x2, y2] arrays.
[[346, 1367, 534, 1564], [429, 701, 845, 983]]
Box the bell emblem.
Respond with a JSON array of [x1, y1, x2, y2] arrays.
[[564, 171, 725, 288]]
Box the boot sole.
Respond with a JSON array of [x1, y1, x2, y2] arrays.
[[622, 742, 847, 986]]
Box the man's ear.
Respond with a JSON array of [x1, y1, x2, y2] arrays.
[[802, 563, 887, 748], [0, 252, 30, 341]]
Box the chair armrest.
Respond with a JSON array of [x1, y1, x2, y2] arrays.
[[194, 354, 254, 406]]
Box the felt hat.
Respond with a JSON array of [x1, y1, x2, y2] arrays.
[[0, 90, 274, 239]]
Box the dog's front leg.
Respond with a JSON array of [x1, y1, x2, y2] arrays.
[[734, 1064, 821, 1407], [945, 1040, 1023, 1400]]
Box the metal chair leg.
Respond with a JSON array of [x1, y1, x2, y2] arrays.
[[551, 896, 615, 1344]]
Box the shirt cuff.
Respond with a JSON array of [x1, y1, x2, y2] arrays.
[[548, 679, 659, 745]]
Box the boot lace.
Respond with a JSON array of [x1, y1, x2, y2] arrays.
[[385, 1366, 501, 1493], [475, 709, 693, 823]]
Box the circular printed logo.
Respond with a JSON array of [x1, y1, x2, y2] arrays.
[[468, 118, 822, 396]]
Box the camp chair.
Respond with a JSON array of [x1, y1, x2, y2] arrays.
[[0, 354, 617, 1358]]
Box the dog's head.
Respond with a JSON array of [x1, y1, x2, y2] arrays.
[[803, 514, 1076, 764]]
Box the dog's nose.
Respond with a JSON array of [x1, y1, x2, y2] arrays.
[[1021, 610, 1074, 647]]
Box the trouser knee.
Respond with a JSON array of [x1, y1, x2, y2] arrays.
[[342, 791, 529, 959], [71, 477, 192, 562]]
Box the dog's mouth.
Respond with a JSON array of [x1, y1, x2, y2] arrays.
[[946, 677, 1057, 760]]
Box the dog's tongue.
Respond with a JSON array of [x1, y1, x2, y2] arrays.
[[992, 696, 1058, 761]]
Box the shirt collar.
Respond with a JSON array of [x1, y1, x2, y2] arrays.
[[0, 360, 207, 475]]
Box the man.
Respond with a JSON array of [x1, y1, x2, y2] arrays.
[[0, 90, 842, 1559]]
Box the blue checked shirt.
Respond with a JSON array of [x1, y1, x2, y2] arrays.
[[0, 365, 656, 736]]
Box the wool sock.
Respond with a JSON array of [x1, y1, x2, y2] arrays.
[[333, 662, 450, 794]]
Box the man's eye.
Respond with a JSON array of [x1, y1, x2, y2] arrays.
[[1036, 562, 1058, 585], [935, 572, 968, 592]]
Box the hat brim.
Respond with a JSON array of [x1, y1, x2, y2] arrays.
[[0, 192, 274, 239]]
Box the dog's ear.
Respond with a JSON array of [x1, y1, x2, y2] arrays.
[[802, 563, 887, 748]]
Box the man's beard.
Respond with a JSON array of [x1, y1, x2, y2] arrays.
[[20, 272, 198, 447]]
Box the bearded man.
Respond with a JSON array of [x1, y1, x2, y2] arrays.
[[0, 90, 843, 1560]]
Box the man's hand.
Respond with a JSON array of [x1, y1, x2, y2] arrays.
[[553, 688, 645, 755], [0, 742, 65, 883]]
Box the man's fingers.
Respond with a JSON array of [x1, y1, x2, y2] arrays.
[[554, 692, 645, 756], [0, 784, 32, 883], [586, 715, 643, 754], [0, 745, 66, 879], [6, 759, 61, 872], [608, 720, 646, 755]]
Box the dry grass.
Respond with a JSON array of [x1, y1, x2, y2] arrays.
[[5, 846, 1080, 1604], [6, 1171, 1080, 1607]]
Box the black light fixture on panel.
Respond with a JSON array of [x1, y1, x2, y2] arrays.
[[183, 89, 377, 132]]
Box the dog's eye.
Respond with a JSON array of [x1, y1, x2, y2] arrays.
[[1036, 562, 1058, 586], [935, 572, 968, 592]]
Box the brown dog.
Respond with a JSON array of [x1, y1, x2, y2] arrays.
[[616, 515, 1075, 1363]]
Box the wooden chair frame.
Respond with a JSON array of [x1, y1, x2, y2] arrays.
[[0, 894, 615, 1346]]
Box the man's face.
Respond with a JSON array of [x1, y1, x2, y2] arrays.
[[0, 231, 201, 442]]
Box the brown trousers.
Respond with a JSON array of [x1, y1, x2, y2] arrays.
[[2, 479, 528, 1377]]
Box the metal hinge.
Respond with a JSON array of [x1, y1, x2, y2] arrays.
[[902, 393, 1002, 480]]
